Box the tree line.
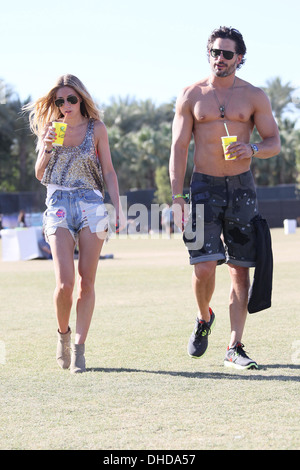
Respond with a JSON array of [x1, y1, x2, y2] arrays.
[[0, 77, 299, 204]]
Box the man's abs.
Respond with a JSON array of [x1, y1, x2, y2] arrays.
[[192, 119, 253, 176]]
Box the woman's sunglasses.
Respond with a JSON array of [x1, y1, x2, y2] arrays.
[[54, 95, 79, 108], [210, 49, 235, 60]]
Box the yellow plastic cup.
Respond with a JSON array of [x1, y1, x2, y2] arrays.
[[221, 135, 237, 160], [52, 122, 67, 146]]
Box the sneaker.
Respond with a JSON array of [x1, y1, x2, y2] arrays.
[[224, 342, 258, 370], [187, 308, 216, 358]]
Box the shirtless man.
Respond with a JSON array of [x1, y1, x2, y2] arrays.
[[169, 27, 280, 369]]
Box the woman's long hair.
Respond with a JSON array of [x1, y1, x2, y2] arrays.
[[23, 74, 102, 149]]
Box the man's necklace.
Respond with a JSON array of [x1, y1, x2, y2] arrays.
[[209, 78, 236, 119]]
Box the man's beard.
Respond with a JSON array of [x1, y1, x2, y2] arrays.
[[213, 59, 238, 77]]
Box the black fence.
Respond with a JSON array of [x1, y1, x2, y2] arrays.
[[256, 185, 300, 227], [0, 184, 299, 229], [0, 190, 46, 214]]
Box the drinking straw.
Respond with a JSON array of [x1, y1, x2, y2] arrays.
[[224, 122, 229, 136]]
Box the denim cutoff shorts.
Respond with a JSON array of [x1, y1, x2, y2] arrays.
[[44, 188, 109, 242], [183, 171, 258, 267]]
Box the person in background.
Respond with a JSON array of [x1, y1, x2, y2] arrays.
[[24, 74, 124, 373], [17, 210, 27, 227], [169, 27, 280, 369], [38, 229, 52, 259], [161, 204, 174, 238]]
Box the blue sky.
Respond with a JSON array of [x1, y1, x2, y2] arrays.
[[1, 0, 300, 109]]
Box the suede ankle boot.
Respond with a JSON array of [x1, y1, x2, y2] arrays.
[[70, 343, 86, 374], [56, 327, 71, 369]]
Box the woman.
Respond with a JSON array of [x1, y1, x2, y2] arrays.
[[24, 74, 124, 373]]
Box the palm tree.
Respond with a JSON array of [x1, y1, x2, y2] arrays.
[[252, 77, 300, 185], [263, 77, 296, 123]]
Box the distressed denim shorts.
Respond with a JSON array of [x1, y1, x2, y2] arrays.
[[183, 171, 258, 267], [44, 188, 109, 242]]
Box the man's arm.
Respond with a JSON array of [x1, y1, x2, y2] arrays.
[[251, 88, 281, 159], [169, 90, 194, 195], [169, 90, 194, 229]]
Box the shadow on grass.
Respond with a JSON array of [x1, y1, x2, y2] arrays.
[[87, 364, 300, 382]]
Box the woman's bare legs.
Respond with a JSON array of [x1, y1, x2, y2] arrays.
[[48, 227, 76, 334], [49, 226, 105, 347], [75, 227, 105, 344]]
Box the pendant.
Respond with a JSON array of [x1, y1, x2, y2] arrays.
[[219, 106, 225, 118]]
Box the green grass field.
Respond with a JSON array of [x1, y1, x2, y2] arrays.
[[0, 229, 299, 450]]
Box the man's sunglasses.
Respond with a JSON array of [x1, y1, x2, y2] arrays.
[[54, 95, 79, 108], [210, 49, 236, 60]]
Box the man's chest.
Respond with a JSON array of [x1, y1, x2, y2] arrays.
[[192, 92, 254, 124]]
